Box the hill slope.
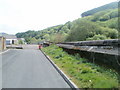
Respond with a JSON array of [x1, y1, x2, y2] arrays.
[[81, 2, 118, 17], [16, 1, 119, 44]]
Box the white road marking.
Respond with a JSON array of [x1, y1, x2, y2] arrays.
[[0, 49, 10, 55]]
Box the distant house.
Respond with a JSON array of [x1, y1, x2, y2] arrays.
[[6, 35, 18, 45], [0, 33, 18, 45], [0, 36, 6, 51]]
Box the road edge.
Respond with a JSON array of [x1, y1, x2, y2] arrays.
[[0, 49, 10, 55], [40, 49, 79, 90]]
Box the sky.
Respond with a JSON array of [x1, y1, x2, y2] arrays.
[[0, 0, 118, 34]]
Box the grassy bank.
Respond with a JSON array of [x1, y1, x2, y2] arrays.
[[42, 45, 119, 88]]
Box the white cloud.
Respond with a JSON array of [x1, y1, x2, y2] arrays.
[[0, 0, 117, 34]]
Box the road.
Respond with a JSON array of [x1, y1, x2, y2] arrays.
[[2, 45, 70, 88], [0, 52, 2, 89]]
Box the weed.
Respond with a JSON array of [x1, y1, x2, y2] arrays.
[[42, 45, 119, 88]]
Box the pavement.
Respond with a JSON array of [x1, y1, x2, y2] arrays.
[[2, 45, 70, 88]]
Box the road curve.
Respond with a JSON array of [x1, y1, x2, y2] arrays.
[[2, 48, 70, 88]]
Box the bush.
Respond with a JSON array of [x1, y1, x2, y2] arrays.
[[87, 34, 107, 40]]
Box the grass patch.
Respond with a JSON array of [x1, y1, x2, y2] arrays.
[[42, 45, 120, 88]]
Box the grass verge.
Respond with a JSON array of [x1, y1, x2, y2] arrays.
[[42, 45, 120, 88]]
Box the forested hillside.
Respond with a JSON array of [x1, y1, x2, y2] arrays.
[[16, 1, 119, 44], [81, 2, 118, 17], [16, 22, 72, 44]]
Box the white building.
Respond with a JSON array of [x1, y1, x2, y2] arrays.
[[0, 33, 18, 45]]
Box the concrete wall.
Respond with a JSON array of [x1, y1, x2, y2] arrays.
[[0, 37, 6, 51]]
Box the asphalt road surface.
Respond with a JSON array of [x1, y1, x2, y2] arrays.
[[2, 45, 70, 88]]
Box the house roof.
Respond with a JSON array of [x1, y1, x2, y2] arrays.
[[0, 33, 17, 39]]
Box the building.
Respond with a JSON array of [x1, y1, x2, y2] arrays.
[[0, 33, 18, 45], [0, 36, 6, 51]]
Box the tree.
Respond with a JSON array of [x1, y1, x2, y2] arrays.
[[87, 34, 107, 40], [66, 20, 101, 41], [18, 40, 23, 44], [30, 37, 38, 44], [43, 34, 50, 41]]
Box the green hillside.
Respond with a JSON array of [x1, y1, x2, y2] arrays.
[[16, 1, 119, 44], [16, 22, 72, 44], [81, 2, 118, 17]]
